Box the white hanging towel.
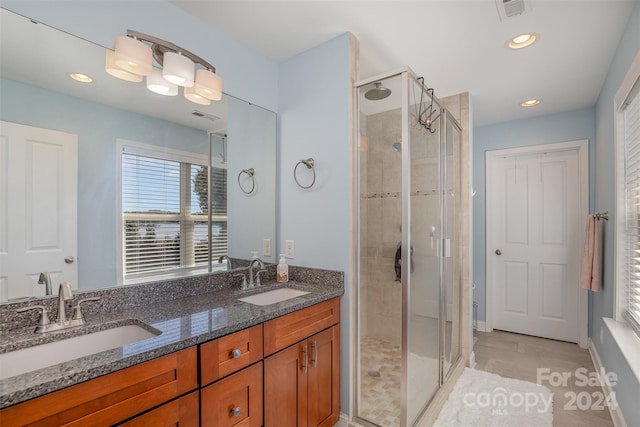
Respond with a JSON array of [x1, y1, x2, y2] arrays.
[[580, 215, 601, 292]]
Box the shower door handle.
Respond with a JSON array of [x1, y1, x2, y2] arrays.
[[495, 249, 502, 256]]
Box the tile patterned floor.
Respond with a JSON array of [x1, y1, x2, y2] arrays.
[[474, 330, 615, 427], [358, 336, 441, 427], [359, 337, 402, 427]]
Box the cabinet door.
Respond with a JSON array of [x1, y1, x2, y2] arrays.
[[264, 342, 308, 427], [201, 362, 263, 427], [117, 391, 199, 427], [308, 326, 340, 427]]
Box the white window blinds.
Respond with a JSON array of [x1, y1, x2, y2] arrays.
[[623, 79, 640, 336], [120, 147, 227, 282]]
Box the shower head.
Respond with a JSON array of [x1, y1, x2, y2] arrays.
[[364, 82, 391, 101]]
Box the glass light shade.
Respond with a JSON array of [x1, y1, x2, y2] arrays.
[[184, 86, 211, 105], [105, 49, 143, 82], [163, 52, 195, 87], [146, 68, 178, 96], [194, 69, 223, 101], [114, 36, 152, 76]]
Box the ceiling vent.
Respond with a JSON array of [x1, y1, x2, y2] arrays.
[[191, 110, 220, 122], [495, 0, 529, 20]]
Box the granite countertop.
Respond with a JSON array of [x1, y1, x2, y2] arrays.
[[0, 276, 343, 409]]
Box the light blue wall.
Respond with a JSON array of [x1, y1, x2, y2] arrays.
[[473, 108, 596, 321], [1, 78, 208, 289], [278, 33, 354, 414], [592, 0, 640, 424], [1, 0, 278, 111]]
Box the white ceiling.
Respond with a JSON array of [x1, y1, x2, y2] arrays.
[[171, 0, 637, 126]]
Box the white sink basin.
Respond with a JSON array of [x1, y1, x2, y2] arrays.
[[238, 288, 310, 306], [0, 324, 159, 380]]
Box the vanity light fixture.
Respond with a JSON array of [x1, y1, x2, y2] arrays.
[[507, 33, 537, 49], [105, 49, 143, 82], [68, 72, 93, 83], [146, 68, 178, 96], [106, 30, 223, 104], [520, 98, 541, 107]]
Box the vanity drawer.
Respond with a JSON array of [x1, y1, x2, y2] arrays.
[[0, 347, 197, 426], [117, 390, 199, 427], [200, 324, 263, 385], [201, 362, 263, 427], [263, 297, 340, 356]]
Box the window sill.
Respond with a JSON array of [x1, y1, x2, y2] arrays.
[[603, 317, 640, 384]]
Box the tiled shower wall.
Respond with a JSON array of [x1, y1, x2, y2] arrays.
[[359, 107, 442, 346]]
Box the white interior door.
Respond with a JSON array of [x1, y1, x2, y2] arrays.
[[487, 143, 587, 343], [0, 121, 77, 301]]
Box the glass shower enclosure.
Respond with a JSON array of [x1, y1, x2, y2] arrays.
[[354, 68, 462, 427]]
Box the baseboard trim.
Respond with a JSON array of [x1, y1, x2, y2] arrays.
[[334, 412, 349, 427], [588, 338, 628, 427], [475, 320, 489, 332]]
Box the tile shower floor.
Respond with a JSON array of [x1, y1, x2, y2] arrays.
[[359, 337, 402, 427]]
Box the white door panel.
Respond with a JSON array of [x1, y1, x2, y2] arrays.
[[0, 121, 77, 301], [489, 147, 583, 342]]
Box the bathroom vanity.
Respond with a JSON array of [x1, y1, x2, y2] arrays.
[[0, 267, 343, 426]]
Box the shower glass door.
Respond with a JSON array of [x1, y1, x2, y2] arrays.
[[355, 68, 463, 427], [405, 74, 441, 425], [442, 113, 462, 378], [356, 73, 404, 427]]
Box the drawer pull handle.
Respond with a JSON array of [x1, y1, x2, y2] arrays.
[[230, 406, 242, 417], [301, 344, 308, 373], [311, 340, 318, 367], [231, 348, 242, 359]]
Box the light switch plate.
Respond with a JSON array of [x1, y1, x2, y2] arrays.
[[285, 240, 294, 258], [263, 239, 271, 257]]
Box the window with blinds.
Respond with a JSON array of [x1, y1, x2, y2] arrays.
[[120, 145, 227, 283], [623, 78, 640, 337]]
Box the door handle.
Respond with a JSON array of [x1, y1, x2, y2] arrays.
[[495, 249, 502, 256], [65, 256, 75, 264]]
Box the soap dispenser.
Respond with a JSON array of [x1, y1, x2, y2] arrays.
[[277, 254, 289, 283]]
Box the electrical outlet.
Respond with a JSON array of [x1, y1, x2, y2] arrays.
[[600, 327, 604, 345], [263, 239, 271, 257], [285, 240, 294, 258]]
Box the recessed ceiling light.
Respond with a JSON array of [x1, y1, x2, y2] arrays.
[[507, 33, 537, 49], [520, 99, 541, 107], [68, 72, 93, 83]]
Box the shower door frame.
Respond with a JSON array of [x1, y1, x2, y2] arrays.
[[352, 67, 463, 427]]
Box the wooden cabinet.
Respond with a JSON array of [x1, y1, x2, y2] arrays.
[[117, 391, 199, 427], [263, 298, 340, 427], [0, 347, 197, 426], [201, 362, 263, 427], [1, 297, 341, 427], [264, 298, 340, 356], [200, 324, 263, 386]]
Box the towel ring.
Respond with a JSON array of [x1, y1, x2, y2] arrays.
[[238, 168, 255, 194], [294, 158, 316, 189]]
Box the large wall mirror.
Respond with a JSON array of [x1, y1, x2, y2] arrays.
[[0, 8, 277, 300]]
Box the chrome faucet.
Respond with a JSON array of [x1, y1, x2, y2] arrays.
[[248, 258, 265, 287], [17, 282, 101, 333], [218, 255, 233, 270], [56, 282, 73, 327], [38, 272, 52, 296]]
